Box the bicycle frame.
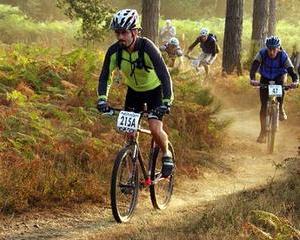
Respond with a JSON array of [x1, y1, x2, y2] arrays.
[[114, 109, 162, 187], [259, 82, 293, 153], [266, 95, 279, 132]]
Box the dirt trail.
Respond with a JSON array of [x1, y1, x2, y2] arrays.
[[0, 100, 299, 240]]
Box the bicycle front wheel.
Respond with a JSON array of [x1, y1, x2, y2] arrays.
[[150, 142, 175, 210], [110, 146, 139, 223]]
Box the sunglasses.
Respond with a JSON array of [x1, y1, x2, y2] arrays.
[[115, 30, 130, 35]]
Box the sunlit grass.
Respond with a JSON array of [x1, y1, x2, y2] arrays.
[[0, 4, 78, 45]]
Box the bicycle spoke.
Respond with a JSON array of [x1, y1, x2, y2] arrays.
[[111, 147, 138, 223], [150, 143, 175, 210]]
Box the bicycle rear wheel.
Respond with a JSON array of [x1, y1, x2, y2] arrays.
[[150, 142, 175, 210], [111, 146, 139, 223], [267, 106, 278, 154]]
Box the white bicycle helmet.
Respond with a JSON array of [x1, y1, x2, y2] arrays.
[[169, 37, 179, 46], [110, 9, 140, 30], [200, 28, 209, 37]]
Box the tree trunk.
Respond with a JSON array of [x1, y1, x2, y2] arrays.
[[141, 0, 160, 44], [268, 0, 276, 36], [222, 0, 244, 75], [249, 0, 269, 63]]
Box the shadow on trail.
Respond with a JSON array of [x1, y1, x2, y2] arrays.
[[98, 157, 299, 240], [1, 206, 116, 240]]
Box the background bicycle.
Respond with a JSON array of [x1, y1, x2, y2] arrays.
[[259, 82, 294, 154]]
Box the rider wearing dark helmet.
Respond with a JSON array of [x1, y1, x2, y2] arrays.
[[250, 36, 299, 143]]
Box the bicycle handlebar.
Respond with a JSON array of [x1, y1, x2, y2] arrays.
[[101, 107, 148, 117], [101, 107, 152, 135], [258, 84, 295, 90], [184, 54, 197, 60]]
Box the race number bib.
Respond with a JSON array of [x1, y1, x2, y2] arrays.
[[268, 85, 282, 97], [117, 111, 141, 133]]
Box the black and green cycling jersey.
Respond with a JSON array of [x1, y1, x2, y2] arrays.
[[98, 37, 173, 105]]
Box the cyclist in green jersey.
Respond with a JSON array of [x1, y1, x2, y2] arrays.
[[97, 9, 174, 178]]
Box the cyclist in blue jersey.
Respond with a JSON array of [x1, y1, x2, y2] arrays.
[[250, 36, 299, 143]]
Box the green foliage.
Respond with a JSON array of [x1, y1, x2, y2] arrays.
[[277, 0, 300, 24], [0, 4, 77, 45], [0, 43, 114, 211], [194, 88, 214, 106], [56, 0, 114, 42], [6, 90, 26, 106], [0, 0, 65, 21], [0, 44, 102, 94]]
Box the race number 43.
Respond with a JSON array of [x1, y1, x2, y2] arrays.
[[117, 111, 141, 132], [268, 85, 283, 97]]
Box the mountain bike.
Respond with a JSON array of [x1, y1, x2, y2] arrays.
[[259, 82, 293, 154], [184, 54, 200, 69], [184, 54, 207, 78], [104, 107, 175, 223]]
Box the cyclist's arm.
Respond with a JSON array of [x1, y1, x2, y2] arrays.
[[144, 39, 173, 104], [159, 27, 166, 37], [284, 57, 299, 82], [174, 46, 183, 57], [176, 48, 183, 57], [250, 52, 262, 80], [159, 44, 167, 52], [170, 26, 176, 37], [187, 37, 200, 53], [250, 60, 260, 80], [97, 44, 118, 100]]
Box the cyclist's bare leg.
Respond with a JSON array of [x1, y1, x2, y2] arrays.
[[259, 86, 268, 133], [277, 74, 287, 116], [169, 58, 175, 68], [149, 119, 174, 177], [203, 64, 209, 77], [148, 119, 169, 155]]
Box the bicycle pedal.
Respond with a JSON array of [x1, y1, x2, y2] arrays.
[[140, 177, 152, 187], [145, 177, 152, 186], [155, 172, 162, 179], [120, 185, 134, 195]]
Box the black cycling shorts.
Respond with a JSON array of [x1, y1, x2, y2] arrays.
[[124, 86, 163, 120]]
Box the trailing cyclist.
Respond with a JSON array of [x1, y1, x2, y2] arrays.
[[159, 19, 176, 45], [186, 28, 219, 77], [97, 9, 174, 178], [291, 45, 300, 76], [159, 37, 183, 68], [250, 36, 299, 143]]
